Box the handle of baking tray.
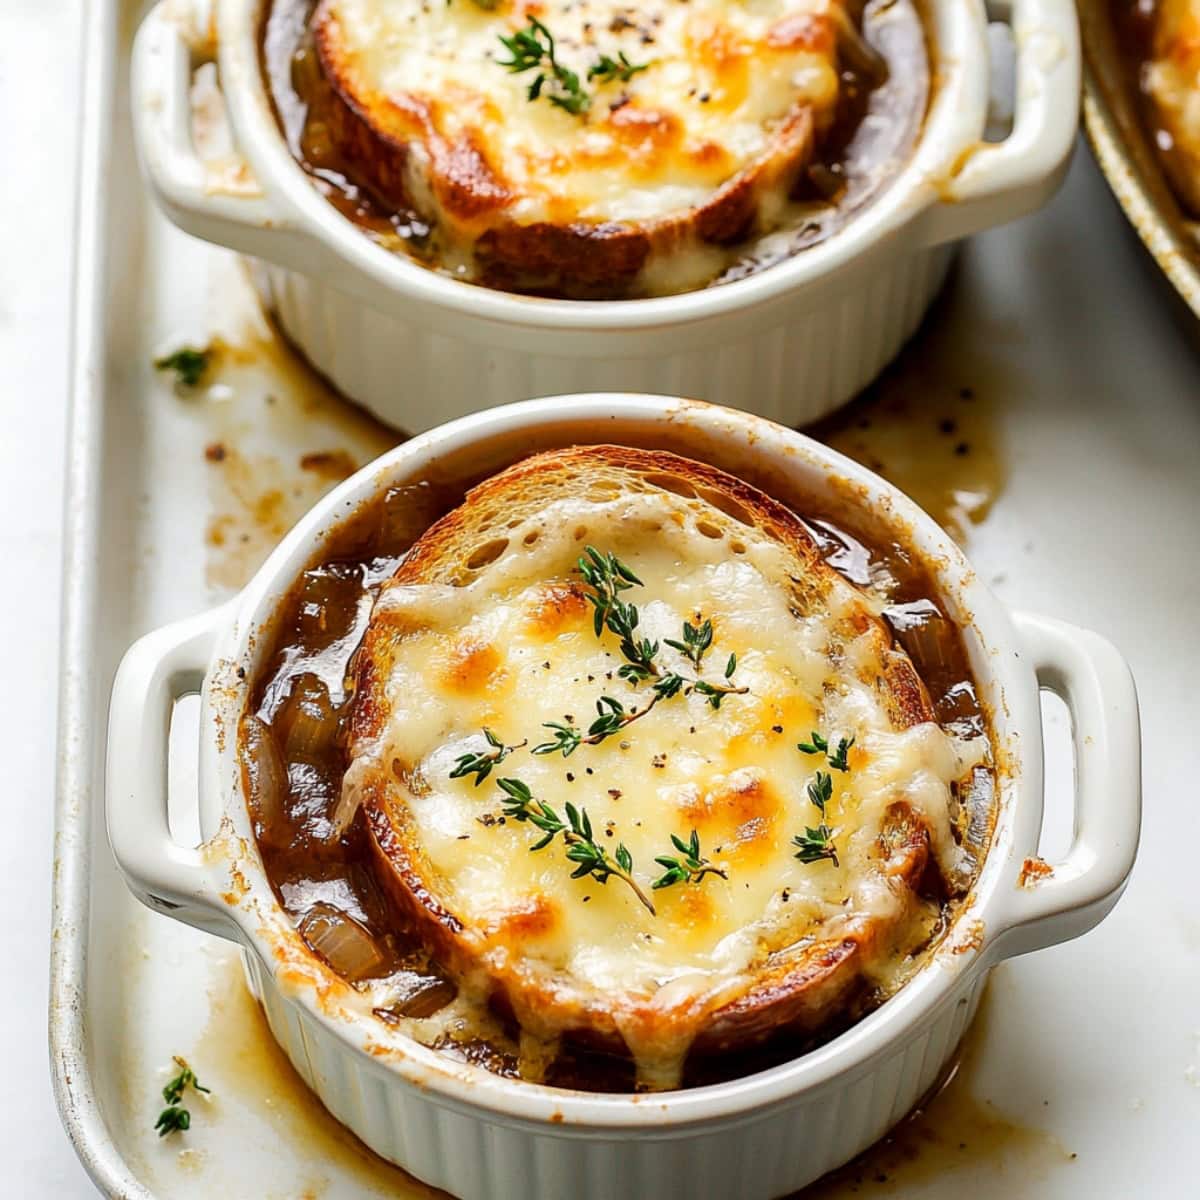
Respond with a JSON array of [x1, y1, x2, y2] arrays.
[[989, 612, 1141, 959], [131, 0, 300, 262], [918, 0, 1080, 248], [106, 603, 240, 940]]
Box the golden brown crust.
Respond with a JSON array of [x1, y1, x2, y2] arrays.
[[348, 445, 940, 1066], [311, 1, 818, 292]]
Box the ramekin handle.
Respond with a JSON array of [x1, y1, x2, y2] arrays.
[[918, 0, 1079, 248], [131, 0, 300, 261], [106, 603, 240, 940], [991, 612, 1141, 959]]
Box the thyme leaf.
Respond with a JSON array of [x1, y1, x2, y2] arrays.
[[797, 731, 828, 756], [450, 727, 526, 785], [794, 771, 839, 866], [663, 618, 713, 670], [807, 769, 833, 815], [577, 547, 747, 708], [792, 825, 839, 866], [497, 777, 655, 913], [497, 18, 590, 115], [798, 731, 855, 772], [588, 51, 651, 84], [154, 347, 210, 388], [162, 1057, 210, 1106], [827, 735, 855, 773], [155, 1107, 191, 1137], [154, 1057, 209, 1138], [652, 829, 727, 890]]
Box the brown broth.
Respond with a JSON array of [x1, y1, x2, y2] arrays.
[[239, 447, 994, 1093], [258, 0, 929, 298]]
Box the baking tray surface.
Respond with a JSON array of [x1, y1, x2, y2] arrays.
[[53, 1, 1200, 1196]]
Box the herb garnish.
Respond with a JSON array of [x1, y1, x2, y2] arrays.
[[664, 617, 713, 670], [577, 547, 747, 707], [792, 825, 839, 866], [154, 1057, 210, 1138], [807, 769, 833, 814], [497, 18, 589, 115], [534, 693, 663, 756], [588, 51, 650, 84], [798, 730, 855, 772], [793, 767, 839, 866], [497, 778, 655, 913], [154, 346, 211, 388], [450, 728, 526, 786], [652, 830, 727, 890]]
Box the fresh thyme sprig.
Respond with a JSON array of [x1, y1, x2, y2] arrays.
[[807, 769, 833, 814], [450, 728, 526, 786], [793, 768, 839, 866], [154, 1057, 210, 1138], [577, 547, 748, 709], [578, 547, 658, 681], [792, 825, 839, 866], [652, 829, 727, 890], [497, 18, 589, 115], [497, 778, 655, 914], [798, 730, 855, 772], [664, 618, 713, 670], [534, 693, 665, 757], [588, 51, 651, 84]]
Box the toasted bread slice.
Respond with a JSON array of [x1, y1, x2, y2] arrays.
[[310, 0, 862, 295], [344, 446, 977, 1088]]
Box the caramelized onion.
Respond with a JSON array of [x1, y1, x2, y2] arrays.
[[240, 715, 290, 850], [299, 901, 388, 982], [374, 971, 458, 1021], [883, 600, 956, 675], [276, 673, 340, 761]]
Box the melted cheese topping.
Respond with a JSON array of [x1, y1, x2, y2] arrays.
[[1145, 0, 1200, 210], [322, 0, 845, 225], [346, 493, 985, 1084]]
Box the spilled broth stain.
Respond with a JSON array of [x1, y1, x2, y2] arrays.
[[799, 983, 1074, 1198], [808, 300, 1007, 547], [179, 956, 1070, 1200], [191, 952, 450, 1199], [182, 314, 399, 593]]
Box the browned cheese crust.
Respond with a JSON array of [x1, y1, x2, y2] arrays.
[[348, 445, 941, 1064]]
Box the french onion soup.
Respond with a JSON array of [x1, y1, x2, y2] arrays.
[[260, 0, 929, 298], [239, 445, 995, 1092]]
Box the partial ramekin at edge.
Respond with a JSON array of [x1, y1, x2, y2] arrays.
[[106, 395, 1140, 1200], [130, 0, 1080, 433]]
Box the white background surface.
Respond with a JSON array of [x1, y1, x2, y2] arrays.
[[2, 0, 96, 1194], [3, 1, 1199, 1196]]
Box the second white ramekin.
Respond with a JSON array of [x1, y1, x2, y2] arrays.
[[130, 0, 1080, 432], [105, 395, 1140, 1200]]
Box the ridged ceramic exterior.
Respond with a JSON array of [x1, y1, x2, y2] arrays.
[[257, 247, 954, 432], [244, 947, 986, 1199], [106, 398, 1140, 1200], [131, 0, 1083, 437]]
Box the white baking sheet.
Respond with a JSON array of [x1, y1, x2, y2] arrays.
[[48, 0, 1200, 1195]]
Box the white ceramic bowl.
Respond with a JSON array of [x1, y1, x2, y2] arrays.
[[106, 396, 1140, 1200], [130, 0, 1079, 433]]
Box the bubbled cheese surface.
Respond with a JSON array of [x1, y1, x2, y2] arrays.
[[320, 0, 845, 224], [347, 493, 978, 1028]]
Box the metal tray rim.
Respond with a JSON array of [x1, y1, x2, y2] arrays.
[[48, 0, 155, 1193]]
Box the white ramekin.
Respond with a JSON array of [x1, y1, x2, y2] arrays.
[[130, 0, 1080, 432], [106, 396, 1140, 1200]]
